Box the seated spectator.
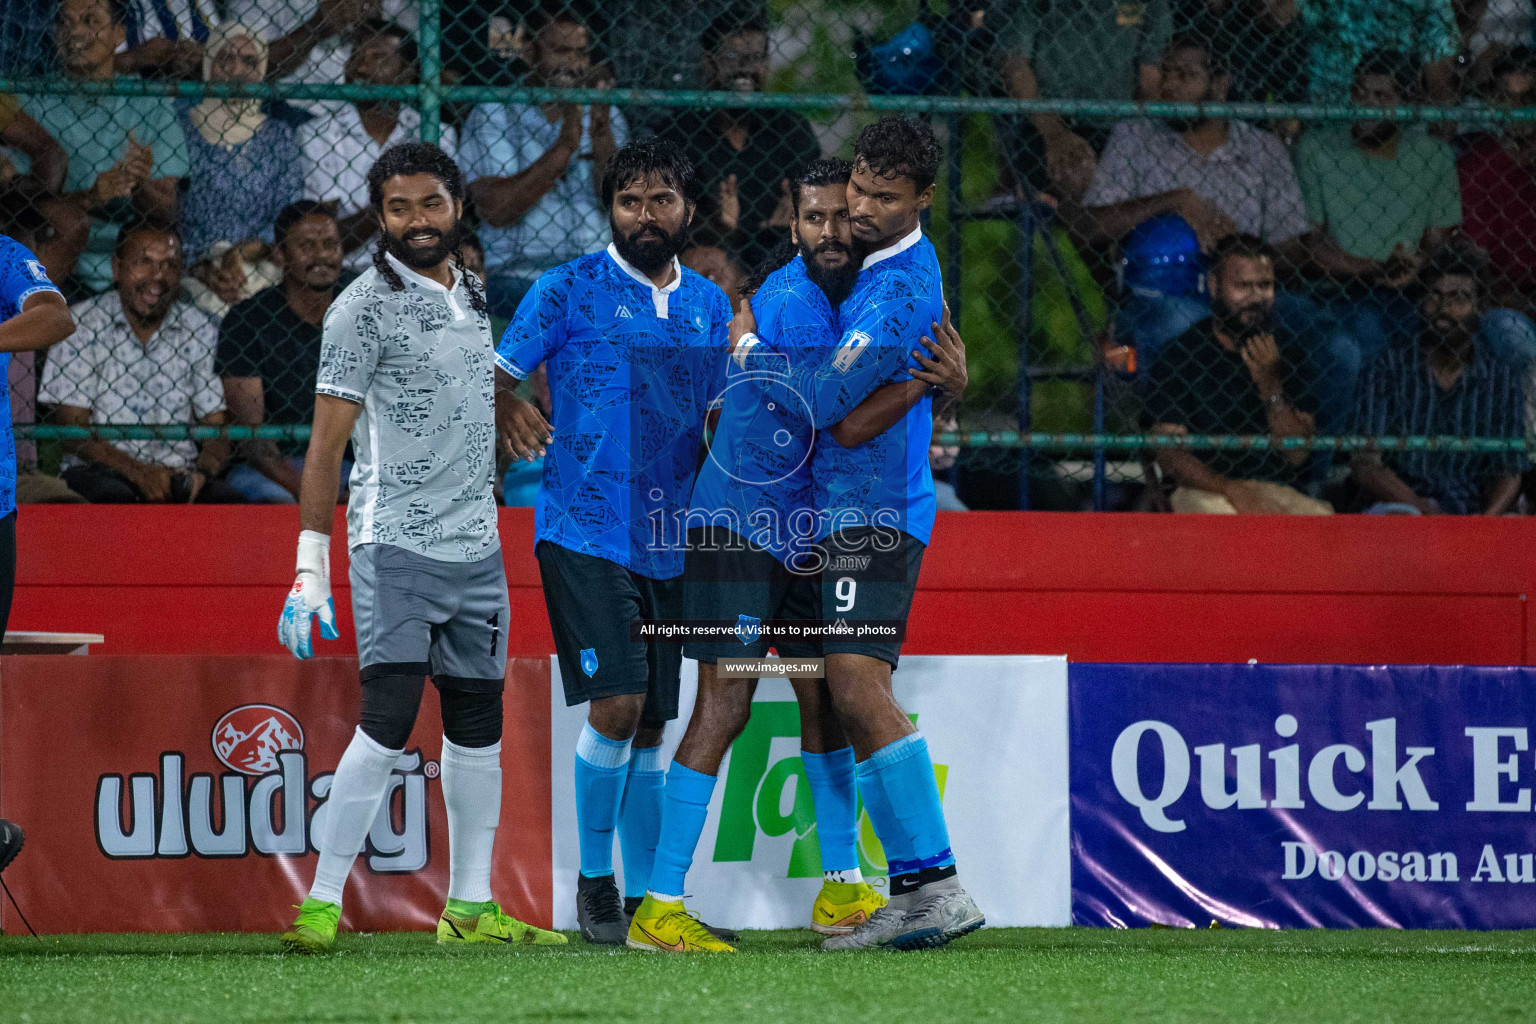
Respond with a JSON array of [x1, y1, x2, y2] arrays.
[[23, 0, 188, 297], [1464, 0, 1535, 90], [179, 23, 303, 318], [1351, 249, 1527, 515], [931, 412, 967, 512], [1297, 0, 1460, 104], [299, 18, 452, 273], [661, 13, 820, 269], [1458, 48, 1536, 317], [216, 201, 349, 503], [1216, 0, 1311, 144], [599, 0, 759, 134], [680, 238, 748, 312], [1084, 33, 1309, 331], [1143, 235, 1331, 515], [115, 0, 216, 79], [38, 220, 241, 503], [1294, 52, 1470, 376], [460, 8, 624, 317], [1000, 0, 1173, 198]]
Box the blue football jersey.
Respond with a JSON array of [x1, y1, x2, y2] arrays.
[[688, 255, 831, 567], [740, 230, 943, 545], [0, 236, 63, 518], [496, 246, 731, 579]]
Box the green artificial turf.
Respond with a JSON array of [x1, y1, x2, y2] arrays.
[[4, 928, 1536, 1023]]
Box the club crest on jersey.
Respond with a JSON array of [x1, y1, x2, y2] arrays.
[[832, 331, 872, 373], [580, 647, 599, 677], [735, 614, 762, 646], [26, 259, 49, 282]]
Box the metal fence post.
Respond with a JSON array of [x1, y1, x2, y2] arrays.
[[417, 0, 442, 146]]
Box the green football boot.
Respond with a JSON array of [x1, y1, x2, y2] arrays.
[[437, 899, 568, 947], [281, 897, 341, 955]]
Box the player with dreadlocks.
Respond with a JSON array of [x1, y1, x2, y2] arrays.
[[276, 142, 563, 953]]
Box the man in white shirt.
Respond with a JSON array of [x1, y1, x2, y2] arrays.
[[299, 19, 456, 272], [460, 9, 626, 316], [39, 220, 241, 502]]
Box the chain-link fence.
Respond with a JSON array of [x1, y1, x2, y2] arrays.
[[3, 0, 1536, 511]]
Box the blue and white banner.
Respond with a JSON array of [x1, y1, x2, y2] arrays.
[[1071, 663, 1536, 929]]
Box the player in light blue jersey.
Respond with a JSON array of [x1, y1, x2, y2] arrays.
[[731, 116, 984, 952], [0, 233, 77, 875], [634, 157, 968, 950], [494, 139, 734, 947]]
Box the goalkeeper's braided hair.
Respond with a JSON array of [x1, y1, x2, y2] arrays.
[[366, 141, 488, 315]]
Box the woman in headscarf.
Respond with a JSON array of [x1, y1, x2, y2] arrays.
[[179, 23, 303, 314]]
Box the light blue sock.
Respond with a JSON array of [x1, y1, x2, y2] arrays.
[[801, 747, 860, 875], [866, 733, 954, 871], [646, 762, 717, 900], [856, 754, 917, 876], [574, 723, 631, 878], [618, 744, 667, 898]]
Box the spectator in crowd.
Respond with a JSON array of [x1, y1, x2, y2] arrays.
[[1294, 52, 1463, 363], [1458, 47, 1536, 317], [1000, 0, 1173, 197], [1218, 0, 1311, 143], [1296, 0, 1461, 104], [216, 201, 348, 503], [1351, 248, 1527, 515], [299, 18, 452, 273], [1083, 33, 1309, 330], [1143, 235, 1331, 515], [931, 412, 967, 511], [39, 220, 241, 503], [114, 0, 216, 78], [680, 238, 748, 311], [662, 13, 820, 269], [0, 3, 55, 78], [24, 0, 189, 297], [460, 8, 624, 316], [179, 23, 304, 317]]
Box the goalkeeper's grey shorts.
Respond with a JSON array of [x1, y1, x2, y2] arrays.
[[348, 542, 510, 690]]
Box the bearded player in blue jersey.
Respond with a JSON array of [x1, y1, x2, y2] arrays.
[[627, 156, 966, 953], [726, 116, 984, 951], [492, 139, 736, 946], [0, 232, 77, 875]]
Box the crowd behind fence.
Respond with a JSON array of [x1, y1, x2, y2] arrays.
[[3, 0, 1536, 513]]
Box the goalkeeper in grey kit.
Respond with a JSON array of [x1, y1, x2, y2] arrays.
[[275, 142, 560, 953]]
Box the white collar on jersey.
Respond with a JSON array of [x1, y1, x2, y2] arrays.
[[384, 250, 466, 321], [860, 224, 923, 271], [606, 243, 682, 320]]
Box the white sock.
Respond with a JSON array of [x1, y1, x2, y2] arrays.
[[646, 890, 685, 904], [309, 726, 401, 905], [442, 736, 501, 904], [824, 868, 864, 885]]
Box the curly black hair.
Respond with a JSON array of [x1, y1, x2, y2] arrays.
[[365, 141, 487, 314], [853, 115, 941, 193], [789, 156, 852, 218], [600, 137, 700, 209]]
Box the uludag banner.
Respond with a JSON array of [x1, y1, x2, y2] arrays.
[[1071, 663, 1536, 929], [0, 655, 554, 934], [550, 655, 1072, 930]]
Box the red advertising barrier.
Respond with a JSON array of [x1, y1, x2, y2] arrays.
[[14, 506, 1536, 665], [0, 655, 553, 934]]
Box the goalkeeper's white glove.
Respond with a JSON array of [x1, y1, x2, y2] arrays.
[[277, 530, 338, 659]]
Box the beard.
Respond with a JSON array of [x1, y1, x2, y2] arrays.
[[801, 237, 864, 308], [1213, 298, 1273, 339], [611, 215, 687, 276], [1428, 313, 1476, 347], [382, 220, 461, 270]]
